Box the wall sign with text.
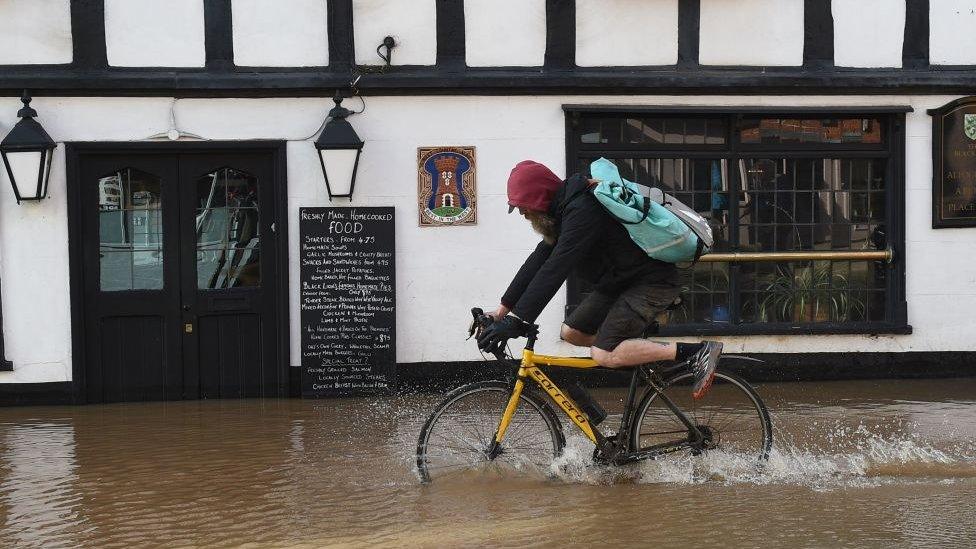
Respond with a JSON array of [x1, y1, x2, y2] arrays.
[[299, 207, 395, 397], [417, 146, 477, 227], [929, 97, 976, 228]]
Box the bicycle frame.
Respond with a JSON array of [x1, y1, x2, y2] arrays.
[[491, 334, 705, 460]]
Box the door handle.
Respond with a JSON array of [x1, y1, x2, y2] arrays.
[[183, 305, 191, 311], [184, 322, 194, 334]]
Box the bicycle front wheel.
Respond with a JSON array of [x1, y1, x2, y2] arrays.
[[629, 368, 772, 464], [416, 381, 565, 483]]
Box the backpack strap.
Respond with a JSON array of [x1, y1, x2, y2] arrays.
[[556, 178, 599, 218], [611, 183, 652, 225]]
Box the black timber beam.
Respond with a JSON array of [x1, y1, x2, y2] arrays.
[[70, 0, 108, 69], [904, 0, 929, 69], [203, 0, 234, 69], [545, 0, 575, 69], [677, 0, 700, 67], [803, 0, 834, 69], [327, 0, 354, 72], [436, 0, 466, 71], [9, 67, 976, 96]]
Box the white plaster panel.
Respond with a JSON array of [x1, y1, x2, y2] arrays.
[[832, 0, 905, 68], [0, 130, 72, 383], [931, 0, 976, 65], [906, 136, 930, 191], [699, 0, 804, 66], [575, 0, 678, 66], [464, 0, 546, 67], [104, 0, 205, 67], [8, 93, 976, 385], [353, 0, 436, 66], [0, 0, 73, 65], [233, 0, 329, 67]]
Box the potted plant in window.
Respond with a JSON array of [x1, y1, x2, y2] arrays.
[[755, 263, 866, 323]]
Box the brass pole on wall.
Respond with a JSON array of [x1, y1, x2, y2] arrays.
[[698, 248, 893, 263]]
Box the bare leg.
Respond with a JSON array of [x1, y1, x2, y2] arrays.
[[560, 323, 596, 347], [590, 340, 677, 369]]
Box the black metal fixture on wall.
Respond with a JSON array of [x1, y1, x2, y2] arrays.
[[377, 36, 396, 66], [0, 91, 56, 204], [314, 91, 364, 201]]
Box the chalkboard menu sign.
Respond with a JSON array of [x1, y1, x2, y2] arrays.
[[300, 207, 395, 396], [929, 97, 976, 228]]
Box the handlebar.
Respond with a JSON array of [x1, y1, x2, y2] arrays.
[[468, 307, 538, 361]]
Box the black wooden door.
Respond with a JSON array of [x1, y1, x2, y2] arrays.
[[178, 153, 278, 399], [79, 151, 280, 402], [81, 155, 183, 402]]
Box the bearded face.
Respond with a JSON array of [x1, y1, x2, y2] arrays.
[[523, 210, 558, 245]]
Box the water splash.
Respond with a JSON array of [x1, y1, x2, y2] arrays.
[[548, 421, 976, 490]]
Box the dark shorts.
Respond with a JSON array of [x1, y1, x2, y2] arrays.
[[564, 280, 681, 352]]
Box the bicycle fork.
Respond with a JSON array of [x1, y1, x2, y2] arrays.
[[489, 365, 600, 458], [487, 376, 526, 459]]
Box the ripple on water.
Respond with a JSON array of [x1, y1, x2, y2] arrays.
[[0, 379, 975, 547]]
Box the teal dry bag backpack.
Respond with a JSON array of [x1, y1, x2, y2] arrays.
[[589, 158, 713, 263]]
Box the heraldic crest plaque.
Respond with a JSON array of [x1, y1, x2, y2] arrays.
[[929, 97, 976, 228], [417, 146, 477, 227]]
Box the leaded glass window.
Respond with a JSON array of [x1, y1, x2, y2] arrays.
[[566, 110, 908, 335]]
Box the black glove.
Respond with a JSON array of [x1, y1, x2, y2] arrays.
[[476, 315, 528, 354]]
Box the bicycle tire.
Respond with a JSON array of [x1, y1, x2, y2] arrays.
[[629, 367, 772, 463], [416, 380, 565, 483]]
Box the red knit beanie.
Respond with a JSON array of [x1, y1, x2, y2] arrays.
[[506, 160, 562, 213]]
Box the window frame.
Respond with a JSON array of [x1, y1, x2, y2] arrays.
[[564, 105, 911, 336]]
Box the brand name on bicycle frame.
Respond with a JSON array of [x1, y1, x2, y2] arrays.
[[526, 368, 595, 440]]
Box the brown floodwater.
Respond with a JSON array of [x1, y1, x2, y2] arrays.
[[2, 378, 976, 548]]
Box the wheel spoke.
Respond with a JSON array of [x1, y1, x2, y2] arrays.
[[631, 372, 770, 463], [418, 385, 560, 482]]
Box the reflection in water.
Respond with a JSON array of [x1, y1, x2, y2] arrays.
[[0, 423, 82, 548], [0, 379, 974, 547]]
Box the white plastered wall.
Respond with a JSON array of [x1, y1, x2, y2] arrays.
[[699, 0, 805, 66], [930, 0, 976, 65], [0, 94, 973, 384], [233, 0, 330, 67], [353, 0, 437, 66], [575, 0, 679, 67], [104, 0, 206, 67], [464, 0, 547, 67], [832, 0, 905, 68], [0, 0, 72, 65]]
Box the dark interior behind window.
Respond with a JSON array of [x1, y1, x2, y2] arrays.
[[564, 109, 909, 336]]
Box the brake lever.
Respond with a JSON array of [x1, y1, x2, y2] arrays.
[[467, 307, 491, 340]]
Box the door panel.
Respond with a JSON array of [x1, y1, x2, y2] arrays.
[[196, 314, 264, 398], [78, 150, 281, 403], [98, 316, 167, 402], [180, 154, 278, 399], [81, 155, 182, 403]]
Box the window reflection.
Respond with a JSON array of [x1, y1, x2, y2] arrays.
[[196, 168, 260, 289], [98, 168, 163, 291], [739, 117, 883, 145], [580, 117, 726, 146], [573, 113, 895, 328], [738, 158, 886, 252]]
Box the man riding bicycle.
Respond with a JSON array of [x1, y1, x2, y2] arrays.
[[477, 160, 723, 400]]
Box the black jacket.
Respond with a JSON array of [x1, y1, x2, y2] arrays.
[[501, 174, 677, 322]]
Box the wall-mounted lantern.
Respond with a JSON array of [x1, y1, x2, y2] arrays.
[[314, 91, 364, 202], [0, 91, 55, 203]]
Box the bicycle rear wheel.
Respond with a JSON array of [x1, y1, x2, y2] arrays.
[[416, 380, 565, 483], [629, 368, 772, 464]]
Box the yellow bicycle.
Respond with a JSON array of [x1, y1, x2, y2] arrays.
[[416, 308, 772, 483]]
